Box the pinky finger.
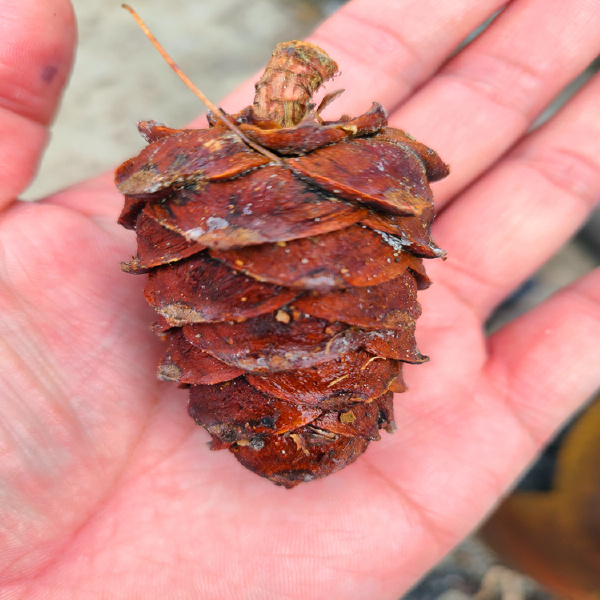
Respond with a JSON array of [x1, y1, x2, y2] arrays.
[[485, 267, 600, 445]]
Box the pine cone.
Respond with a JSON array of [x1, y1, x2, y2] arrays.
[[116, 41, 448, 488]]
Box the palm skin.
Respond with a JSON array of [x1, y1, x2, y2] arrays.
[[1, 0, 599, 598]]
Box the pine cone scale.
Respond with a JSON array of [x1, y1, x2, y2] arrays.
[[210, 224, 417, 291], [159, 330, 244, 385], [292, 270, 421, 329], [358, 209, 443, 259], [182, 314, 362, 373], [141, 166, 368, 250], [289, 138, 433, 217], [188, 378, 323, 443], [132, 212, 207, 269], [144, 254, 297, 325], [116, 128, 270, 197], [246, 349, 399, 406]]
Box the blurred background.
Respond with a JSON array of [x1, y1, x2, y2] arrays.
[[28, 2, 599, 599]]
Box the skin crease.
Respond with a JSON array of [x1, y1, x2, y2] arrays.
[[0, 0, 599, 597]]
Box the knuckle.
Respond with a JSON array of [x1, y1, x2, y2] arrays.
[[441, 50, 549, 121], [515, 144, 600, 209]]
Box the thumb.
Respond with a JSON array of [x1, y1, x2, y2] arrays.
[[0, 0, 75, 209]]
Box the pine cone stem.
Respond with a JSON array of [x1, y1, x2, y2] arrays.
[[252, 41, 339, 127]]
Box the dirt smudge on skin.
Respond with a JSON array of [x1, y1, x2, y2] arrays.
[[41, 65, 58, 84]]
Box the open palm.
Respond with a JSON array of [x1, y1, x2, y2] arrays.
[[1, 0, 599, 598]]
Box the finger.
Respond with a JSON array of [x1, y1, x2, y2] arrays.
[[218, 0, 508, 118], [485, 267, 600, 444], [388, 0, 600, 207], [0, 0, 76, 209], [429, 71, 600, 319]]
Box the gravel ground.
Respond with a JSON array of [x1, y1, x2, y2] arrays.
[[402, 538, 556, 600]]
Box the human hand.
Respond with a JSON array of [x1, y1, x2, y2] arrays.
[[1, 0, 599, 598]]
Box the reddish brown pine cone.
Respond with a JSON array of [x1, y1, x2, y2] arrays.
[[116, 41, 448, 488]]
